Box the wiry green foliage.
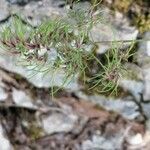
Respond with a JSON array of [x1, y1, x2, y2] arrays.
[[82, 41, 136, 96], [0, 1, 136, 96]]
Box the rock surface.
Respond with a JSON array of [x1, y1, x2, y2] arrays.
[[42, 111, 78, 134], [82, 133, 124, 150], [7, 0, 40, 5], [137, 32, 150, 101], [76, 92, 140, 120], [90, 10, 139, 53], [0, 124, 13, 150], [119, 79, 144, 101], [0, 87, 8, 101], [9, 0, 66, 26], [0, 0, 10, 22], [0, 49, 79, 89], [12, 88, 37, 108]]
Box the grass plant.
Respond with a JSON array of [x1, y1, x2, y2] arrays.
[[0, 0, 137, 96], [87, 42, 136, 95]]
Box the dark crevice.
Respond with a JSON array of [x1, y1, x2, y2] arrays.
[[7, 0, 41, 6], [0, 14, 35, 28], [0, 15, 11, 24], [132, 93, 148, 124]]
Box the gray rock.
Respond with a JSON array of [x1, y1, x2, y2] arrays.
[[12, 88, 37, 108], [142, 68, 150, 101], [142, 103, 150, 119], [82, 132, 124, 150], [0, 87, 7, 101], [42, 111, 78, 134], [126, 133, 146, 149], [119, 79, 144, 101], [90, 10, 138, 53], [7, 0, 91, 27], [76, 92, 140, 120], [134, 32, 150, 128], [7, 0, 40, 5], [137, 32, 150, 101], [9, 0, 65, 27], [127, 133, 143, 145], [95, 97, 140, 120], [146, 120, 150, 131], [137, 32, 150, 66], [0, 0, 10, 22], [0, 47, 79, 89], [0, 124, 13, 150]]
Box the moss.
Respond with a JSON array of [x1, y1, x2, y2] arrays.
[[17, 109, 43, 140], [113, 0, 150, 32], [91, 0, 150, 33], [112, 0, 133, 13], [132, 14, 150, 33], [27, 123, 43, 140], [14, 74, 23, 80], [94, 104, 106, 111], [80, 80, 129, 98]]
